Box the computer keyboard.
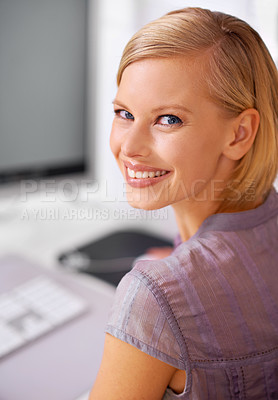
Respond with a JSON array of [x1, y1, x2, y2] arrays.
[[0, 275, 88, 359]]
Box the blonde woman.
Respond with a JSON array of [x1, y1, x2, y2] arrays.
[[90, 7, 278, 399]]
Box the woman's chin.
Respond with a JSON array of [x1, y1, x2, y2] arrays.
[[126, 194, 168, 211], [124, 180, 172, 210]]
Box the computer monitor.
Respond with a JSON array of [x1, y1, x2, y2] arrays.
[[0, 0, 89, 184]]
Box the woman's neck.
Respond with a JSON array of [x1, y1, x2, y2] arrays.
[[172, 192, 264, 242], [172, 197, 221, 242]]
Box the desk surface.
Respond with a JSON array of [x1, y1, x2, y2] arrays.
[[0, 255, 115, 400], [0, 191, 175, 399]]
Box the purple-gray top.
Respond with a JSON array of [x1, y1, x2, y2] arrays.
[[106, 189, 278, 399]]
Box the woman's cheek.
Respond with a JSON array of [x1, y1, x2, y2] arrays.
[[109, 126, 121, 158]]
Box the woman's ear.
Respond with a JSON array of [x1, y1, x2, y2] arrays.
[[223, 108, 260, 160]]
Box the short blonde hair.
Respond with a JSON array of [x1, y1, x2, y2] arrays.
[[117, 7, 278, 210]]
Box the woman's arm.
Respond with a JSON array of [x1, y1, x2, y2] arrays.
[[89, 333, 178, 400]]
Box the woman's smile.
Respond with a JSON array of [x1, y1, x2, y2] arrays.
[[124, 161, 171, 188]]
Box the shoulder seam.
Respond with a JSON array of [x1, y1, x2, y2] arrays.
[[106, 324, 184, 369], [129, 268, 192, 377]]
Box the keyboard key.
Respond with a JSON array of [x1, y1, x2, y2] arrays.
[[0, 276, 88, 359], [0, 323, 25, 357], [0, 295, 27, 320]]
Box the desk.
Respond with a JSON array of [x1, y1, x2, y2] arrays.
[[0, 190, 175, 399]]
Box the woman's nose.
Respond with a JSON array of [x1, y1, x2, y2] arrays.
[[121, 123, 151, 158]]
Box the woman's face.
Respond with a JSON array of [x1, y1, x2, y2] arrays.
[[110, 57, 235, 210]]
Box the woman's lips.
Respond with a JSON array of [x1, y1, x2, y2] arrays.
[[123, 162, 170, 188]]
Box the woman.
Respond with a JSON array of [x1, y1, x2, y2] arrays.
[[90, 7, 278, 399]]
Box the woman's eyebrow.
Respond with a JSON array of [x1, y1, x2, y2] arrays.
[[112, 99, 128, 108], [112, 99, 192, 114], [151, 104, 192, 114]]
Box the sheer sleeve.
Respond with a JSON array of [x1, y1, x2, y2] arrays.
[[105, 270, 183, 370]]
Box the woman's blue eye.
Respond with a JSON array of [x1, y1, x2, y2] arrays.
[[157, 115, 182, 126], [115, 110, 134, 120]]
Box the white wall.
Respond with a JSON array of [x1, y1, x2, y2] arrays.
[[88, 0, 137, 202]]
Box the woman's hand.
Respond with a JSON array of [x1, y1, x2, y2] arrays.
[[145, 246, 173, 259]]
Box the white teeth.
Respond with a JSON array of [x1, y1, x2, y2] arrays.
[[127, 167, 168, 179], [127, 168, 135, 178]]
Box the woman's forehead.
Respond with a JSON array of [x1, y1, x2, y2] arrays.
[[116, 56, 211, 109], [114, 57, 229, 124]]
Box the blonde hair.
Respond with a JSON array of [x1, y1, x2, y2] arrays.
[[117, 7, 278, 210]]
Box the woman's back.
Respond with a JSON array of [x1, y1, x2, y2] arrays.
[[106, 190, 278, 398]]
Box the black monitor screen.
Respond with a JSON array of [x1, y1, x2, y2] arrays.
[[0, 0, 88, 183]]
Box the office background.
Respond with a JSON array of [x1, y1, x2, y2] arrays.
[[0, 1, 277, 399], [1, 0, 277, 245], [0, 0, 278, 282]]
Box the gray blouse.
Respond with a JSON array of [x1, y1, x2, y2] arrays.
[[106, 189, 278, 399]]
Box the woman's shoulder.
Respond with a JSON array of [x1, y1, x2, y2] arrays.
[[130, 227, 278, 360], [130, 222, 278, 332], [131, 188, 278, 290], [130, 231, 237, 287]]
